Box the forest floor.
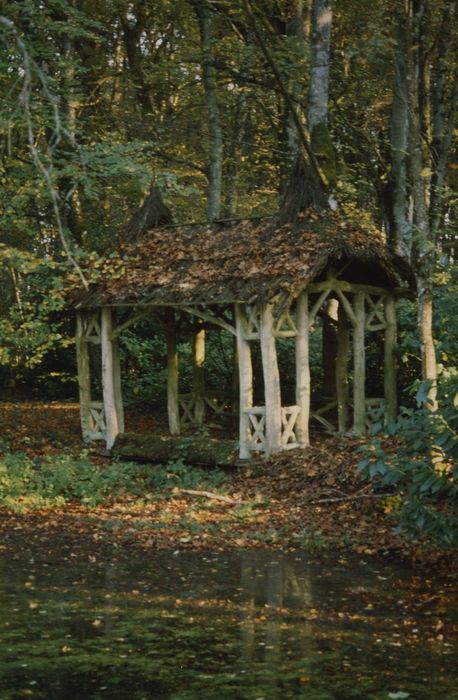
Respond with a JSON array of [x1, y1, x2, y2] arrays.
[[0, 401, 455, 573]]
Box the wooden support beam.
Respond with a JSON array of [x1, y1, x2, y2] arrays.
[[295, 292, 310, 447], [260, 302, 282, 455], [193, 322, 206, 425], [308, 279, 389, 296], [323, 298, 339, 397], [384, 296, 398, 423], [353, 293, 366, 436], [101, 307, 119, 450], [336, 304, 350, 434], [166, 310, 180, 435], [181, 305, 236, 335], [235, 303, 253, 459], [76, 312, 93, 442]]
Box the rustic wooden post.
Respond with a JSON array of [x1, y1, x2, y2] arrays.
[[166, 310, 180, 435], [260, 302, 282, 455], [384, 295, 398, 423], [235, 303, 253, 459], [76, 312, 92, 442], [322, 298, 339, 397], [192, 321, 206, 425], [101, 307, 119, 450], [295, 291, 310, 446], [353, 293, 366, 435], [111, 336, 124, 433], [336, 303, 350, 434]]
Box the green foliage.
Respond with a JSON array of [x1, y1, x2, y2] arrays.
[[0, 451, 146, 510], [358, 376, 458, 546], [145, 458, 228, 491], [0, 245, 70, 371], [0, 445, 228, 512]]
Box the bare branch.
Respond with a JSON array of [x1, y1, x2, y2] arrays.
[[0, 16, 89, 289]]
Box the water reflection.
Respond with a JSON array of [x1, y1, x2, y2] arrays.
[[0, 551, 456, 699]]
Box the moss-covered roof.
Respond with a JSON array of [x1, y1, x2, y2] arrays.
[[74, 211, 414, 309]]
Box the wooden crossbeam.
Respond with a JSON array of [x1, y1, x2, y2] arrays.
[[242, 303, 261, 340], [246, 408, 267, 450], [281, 405, 300, 449], [181, 306, 236, 336], [178, 395, 195, 425], [274, 308, 298, 337], [309, 289, 332, 326], [335, 289, 357, 325], [81, 313, 102, 344], [365, 294, 387, 331]]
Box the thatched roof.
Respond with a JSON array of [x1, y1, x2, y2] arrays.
[[74, 211, 414, 309]]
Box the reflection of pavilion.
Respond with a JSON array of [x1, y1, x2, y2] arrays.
[[73, 189, 414, 457], [239, 551, 314, 680]]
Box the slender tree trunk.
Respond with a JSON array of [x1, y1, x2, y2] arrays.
[[390, 16, 411, 257], [194, 1, 223, 221], [308, 0, 332, 133], [408, 0, 437, 409]]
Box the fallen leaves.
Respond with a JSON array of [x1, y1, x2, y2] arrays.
[[0, 402, 455, 571]]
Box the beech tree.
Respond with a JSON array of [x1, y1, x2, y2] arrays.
[[389, 0, 458, 407]]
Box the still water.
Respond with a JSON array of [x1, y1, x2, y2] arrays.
[[0, 550, 457, 700]]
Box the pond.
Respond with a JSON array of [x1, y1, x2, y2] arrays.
[[0, 550, 457, 700]]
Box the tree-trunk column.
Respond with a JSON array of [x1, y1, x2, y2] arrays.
[[112, 336, 124, 433], [235, 303, 253, 459], [166, 310, 180, 435], [336, 303, 350, 434], [101, 307, 119, 450], [295, 292, 310, 447], [260, 302, 282, 455], [384, 296, 398, 423], [76, 312, 92, 442], [192, 322, 206, 425], [353, 293, 366, 436]]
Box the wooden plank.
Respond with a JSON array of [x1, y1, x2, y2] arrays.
[[260, 302, 282, 455], [101, 307, 119, 450], [295, 291, 310, 446], [166, 310, 180, 435], [235, 303, 253, 459], [353, 293, 366, 436], [384, 295, 398, 423]]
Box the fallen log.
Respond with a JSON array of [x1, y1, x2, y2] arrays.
[[112, 432, 239, 467]]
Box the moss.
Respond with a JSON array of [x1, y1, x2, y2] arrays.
[[311, 122, 337, 189], [113, 432, 238, 467]]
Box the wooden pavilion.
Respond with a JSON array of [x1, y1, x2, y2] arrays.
[[73, 207, 413, 458]]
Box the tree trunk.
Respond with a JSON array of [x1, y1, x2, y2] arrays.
[[260, 303, 282, 455], [166, 311, 180, 435], [308, 0, 332, 133], [194, 1, 223, 221], [390, 15, 411, 258], [192, 322, 206, 425]]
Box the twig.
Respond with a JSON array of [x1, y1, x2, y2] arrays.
[[310, 493, 387, 505], [174, 488, 244, 505]]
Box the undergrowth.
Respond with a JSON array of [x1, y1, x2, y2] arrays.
[[358, 375, 458, 546], [0, 451, 228, 512]]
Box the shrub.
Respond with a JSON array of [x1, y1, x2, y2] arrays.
[[358, 374, 458, 546]]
